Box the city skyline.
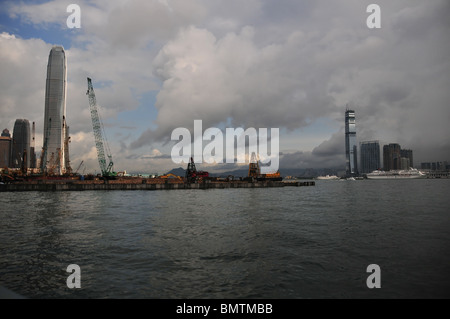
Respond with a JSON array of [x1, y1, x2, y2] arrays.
[[3, 107, 442, 175], [1, 0, 449, 174]]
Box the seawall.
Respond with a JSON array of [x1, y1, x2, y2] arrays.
[[0, 181, 315, 192]]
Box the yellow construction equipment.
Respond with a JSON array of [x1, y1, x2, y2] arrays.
[[159, 173, 182, 180]]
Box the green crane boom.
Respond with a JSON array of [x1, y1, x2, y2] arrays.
[[86, 77, 116, 178]]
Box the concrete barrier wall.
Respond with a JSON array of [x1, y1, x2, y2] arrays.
[[0, 180, 314, 192]]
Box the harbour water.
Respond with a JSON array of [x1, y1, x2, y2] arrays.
[[1, 179, 449, 299]]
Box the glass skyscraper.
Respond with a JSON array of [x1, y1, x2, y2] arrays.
[[345, 109, 358, 176], [43, 45, 68, 174], [360, 141, 380, 174]]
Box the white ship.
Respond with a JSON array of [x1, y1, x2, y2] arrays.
[[366, 168, 426, 180]]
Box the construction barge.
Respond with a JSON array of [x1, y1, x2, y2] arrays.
[[0, 177, 315, 192], [0, 156, 315, 192]]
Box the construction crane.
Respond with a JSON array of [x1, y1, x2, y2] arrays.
[[63, 116, 72, 174], [86, 77, 116, 179], [248, 152, 282, 181], [74, 160, 84, 174], [185, 157, 209, 183], [248, 152, 260, 179], [40, 118, 51, 174]]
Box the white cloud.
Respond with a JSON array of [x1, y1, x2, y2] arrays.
[[2, 0, 450, 173], [0, 33, 51, 136]]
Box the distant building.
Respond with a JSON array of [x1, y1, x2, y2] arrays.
[[12, 119, 31, 169], [400, 157, 410, 170], [383, 143, 402, 171], [360, 141, 380, 174], [345, 109, 358, 176], [0, 129, 12, 168], [383, 144, 414, 170], [423, 161, 448, 171], [400, 149, 414, 169]]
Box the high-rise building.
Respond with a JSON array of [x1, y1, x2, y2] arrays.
[[360, 141, 380, 174], [400, 157, 410, 170], [383, 143, 402, 171], [345, 109, 358, 176], [12, 119, 31, 169], [0, 129, 12, 168], [400, 149, 413, 169], [43, 45, 70, 175]]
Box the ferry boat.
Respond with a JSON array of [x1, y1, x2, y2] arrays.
[[366, 168, 426, 180]]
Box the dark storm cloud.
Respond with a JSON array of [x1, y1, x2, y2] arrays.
[[280, 132, 346, 169], [130, 0, 450, 167], [2, 0, 450, 172]]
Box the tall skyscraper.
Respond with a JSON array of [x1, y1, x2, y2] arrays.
[[0, 128, 12, 168], [12, 119, 31, 169], [345, 109, 358, 176], [360, 141, 380, 174], [383, 143, 402, 171], [43, 45, 69, 175]]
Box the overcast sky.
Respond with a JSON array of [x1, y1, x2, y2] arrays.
[[0, 0, 449, 174]]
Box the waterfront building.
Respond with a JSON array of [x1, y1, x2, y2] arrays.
[[432, 162, 445, 171], [345, 109, 358, 176], [400, 149, 414, 169], [400, 157, 410, 170], [12, 119, 31, 169], [383, 143, 402, 171], [43, 45, 70, 174], [0, 129, 12, 168], [360, 141, 380, 174]]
